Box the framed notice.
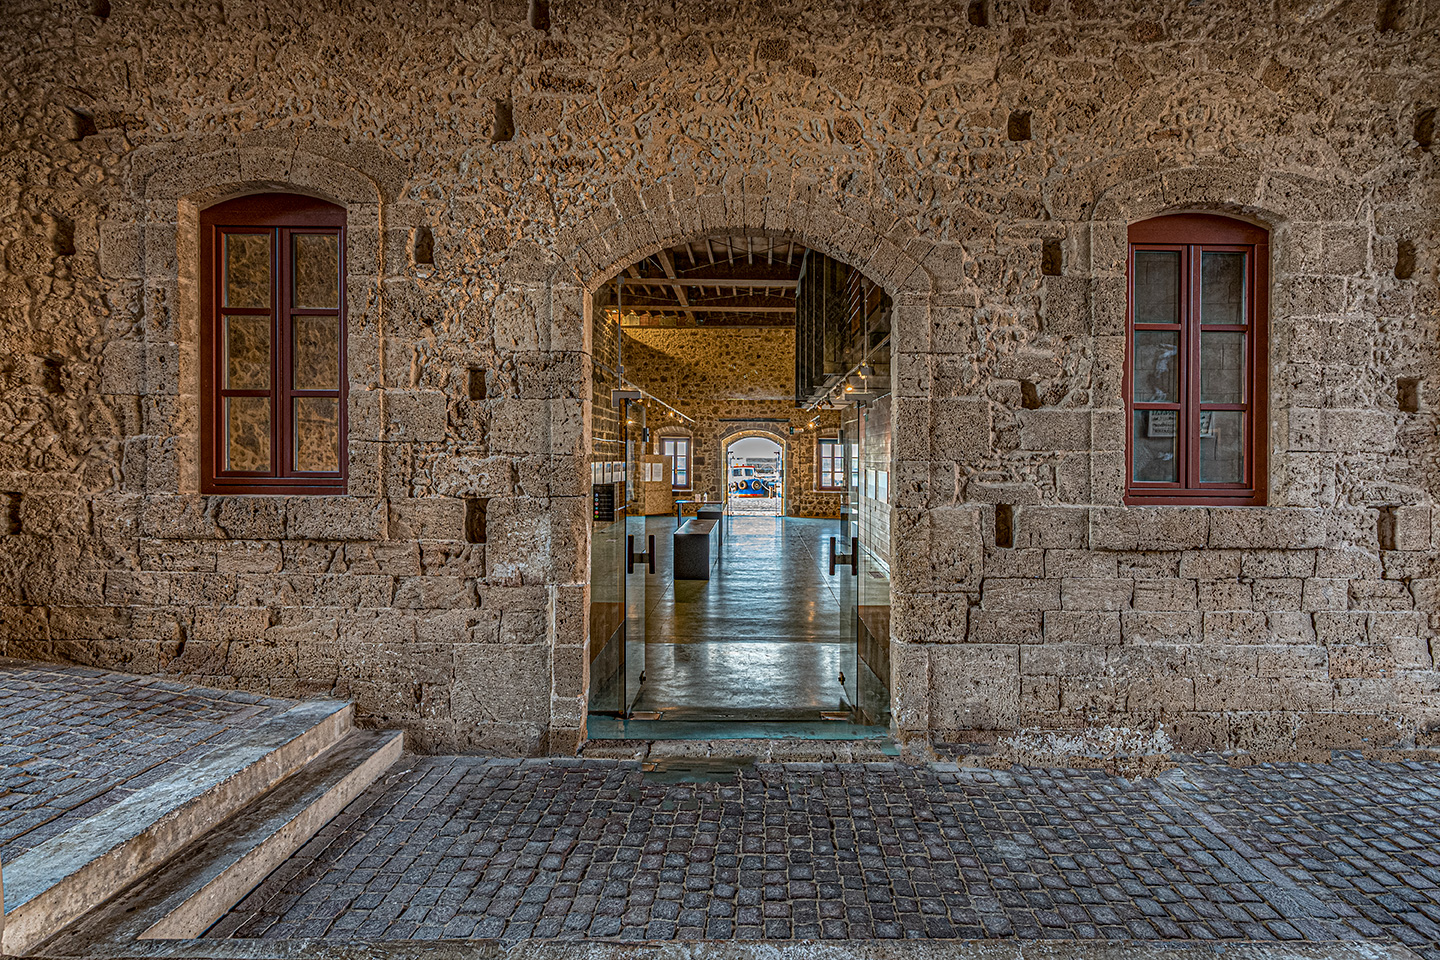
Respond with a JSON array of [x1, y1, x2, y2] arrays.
[[1146, 410, 1178, 438]]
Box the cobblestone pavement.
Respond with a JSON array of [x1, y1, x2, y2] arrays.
[[0, 659, 294, 862], [210, 753, 1440, 955]]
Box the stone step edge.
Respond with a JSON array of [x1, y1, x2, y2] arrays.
[[2, 700, 354, 957], [138, 728, 404, 941]]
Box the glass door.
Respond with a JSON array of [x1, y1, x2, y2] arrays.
[[621, 399, 646, 716], [854, 405, 892, 728], [834, 424, 859, 714], [589, 477, 626, 716]]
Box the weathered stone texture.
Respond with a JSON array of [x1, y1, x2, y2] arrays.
[[0, 0, 1436, 755]]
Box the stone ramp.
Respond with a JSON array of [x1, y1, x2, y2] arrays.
[[0, 659, 297, 865], [0, 660, 401, 956]]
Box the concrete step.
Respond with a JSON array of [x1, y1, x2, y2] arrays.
[[42, 728, 403, 955], [2, 699, 355, 956]]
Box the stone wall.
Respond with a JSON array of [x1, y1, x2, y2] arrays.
[[0, 0, 1435, 756], [621, 327, 844, 518]]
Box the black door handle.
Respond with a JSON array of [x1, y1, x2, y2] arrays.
[[627, 534, 655, 574], [829, 536, 858, 577]]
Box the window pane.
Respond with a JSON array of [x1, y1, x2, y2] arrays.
[[1133, 330, 1181, 403], [224, 315, 270, 389], [224, 233, 271, 308], [1132, 411, 1178, 483], [1133, 251, 1180, 324], [293, 233, 340, 309], [1200, 410, 1245, 483], [293, 397, 340, 472], [225, 396, 271, 471], [1201, 252, 1245, 325], [1201, 331, 1245, 404], [293, 316, 341, 390]]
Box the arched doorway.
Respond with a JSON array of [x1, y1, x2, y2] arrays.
[[723, 434, 784, 517], [579, 229, 896, 738]]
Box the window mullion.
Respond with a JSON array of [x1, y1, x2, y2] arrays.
[[1185, 245, 1202, 490], [266, 228, 281, 481], [277, 227, 292, 480]]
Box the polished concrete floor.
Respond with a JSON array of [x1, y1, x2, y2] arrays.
[[615, 515, 863, 727]]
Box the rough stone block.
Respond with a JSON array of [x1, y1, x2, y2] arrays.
[[1017, 409, 1091, 452], [1060, 577, 1133, 611], [384, 390, 447, 442], [1021, 643, 1106, 677], [1089, 507, 1207, 551], [1132, 579, 1198, 611], [1208, 508, 1325, 549], [1121, 611, 1200, 645], [929, 644, 1019, 731], [1039, 276, 1089, 335], [288, 498, 386, 540], [890, 591, 968, 643], [1042, 611, 1122, 647], [1013, 507, 1088, 549], [929, 397, 990, 462], [981, 578, 1060, 612], [967, 610, 1043, 644]]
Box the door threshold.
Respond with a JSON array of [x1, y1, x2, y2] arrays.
[[585, 715, 892, 743]]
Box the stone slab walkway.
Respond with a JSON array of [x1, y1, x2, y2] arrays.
[[0, 658, 296, 864], [209, 753, 1440, 957]]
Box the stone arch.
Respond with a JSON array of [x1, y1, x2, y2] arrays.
[[718, 427, 789, 506], [546, 185, 931, 751], [123, 134, 409, 493]]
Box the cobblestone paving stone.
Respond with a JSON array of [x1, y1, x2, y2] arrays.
[[0, 659, 294, 862], [208, 753, 1440, 954]]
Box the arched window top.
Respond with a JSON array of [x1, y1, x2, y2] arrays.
[[1129, 213, 1269, 245], [204, 192, 346, 226]]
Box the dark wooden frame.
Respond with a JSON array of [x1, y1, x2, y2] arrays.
[[1125, 213, 1268, 506], [200, 194, 348, 495], [816, 436, 845, 491], [660, 435, 692, 491]]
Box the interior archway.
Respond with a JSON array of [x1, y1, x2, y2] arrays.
[[723, 433, 784, 516]]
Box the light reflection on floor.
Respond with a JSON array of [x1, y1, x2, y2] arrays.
[[595, 515, 885, 739]]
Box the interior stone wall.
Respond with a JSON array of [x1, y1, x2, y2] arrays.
[[0, 0, 1436, 756], [621, 327, 844, 518]]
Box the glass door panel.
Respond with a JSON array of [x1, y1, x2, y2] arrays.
[[622, 400, 646, 716], [854, 403, 892, 728], [588, 498, 626, 716]]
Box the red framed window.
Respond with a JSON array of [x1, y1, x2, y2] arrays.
[[1126, 214, 1268, 505], [817, 438, 844, 491], [200, 194, 347, 495], [660, 436, 691, 490]]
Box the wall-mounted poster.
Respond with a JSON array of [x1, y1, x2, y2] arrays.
[[877, 471, 889, 504], [592, 462, 602, 484], [1146, 410, 1178, 438]]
